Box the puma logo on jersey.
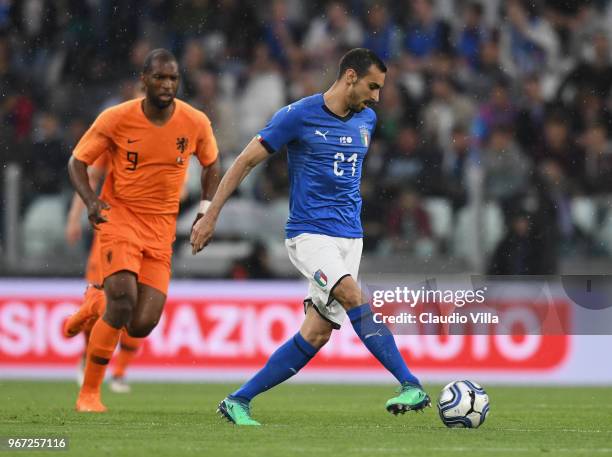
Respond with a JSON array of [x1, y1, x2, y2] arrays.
[[314, 130, 329, 141]]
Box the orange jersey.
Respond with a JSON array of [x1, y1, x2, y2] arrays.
[[73, 98, 218, 214]]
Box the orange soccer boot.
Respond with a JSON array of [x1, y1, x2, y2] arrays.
[[75, 391, 107, 413], [64, 286, 105, 338]]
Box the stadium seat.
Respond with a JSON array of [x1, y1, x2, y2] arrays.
[[423, 197, 453, 241], [452, 202, 505, 268], [571, 197, 597, 235], [22, 195, 67, 257]]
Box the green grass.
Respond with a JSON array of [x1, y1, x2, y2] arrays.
[[1, 381, 612, 457]]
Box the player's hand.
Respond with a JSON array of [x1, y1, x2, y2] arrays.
[[190, 212, 216, 255], [86, 198, 110, 229], [65, 219, 82, 245], [191, 212, 204, 230]]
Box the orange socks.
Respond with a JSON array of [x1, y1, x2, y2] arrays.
[[80, 319, 121, 395], [112, 333, 142, 379]]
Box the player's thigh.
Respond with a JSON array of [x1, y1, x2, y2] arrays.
[[286, 234, 347, 301], [332, 238, 365, 309], [98, 208, 144, 288], [127, 282, 167, 338], [299, 305, 334, 348]]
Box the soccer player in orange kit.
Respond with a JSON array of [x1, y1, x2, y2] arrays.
[[68, 48, 221, 412], [65, 153, 145, 393]]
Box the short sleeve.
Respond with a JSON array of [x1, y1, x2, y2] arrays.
[[256, 104, 300, 154], [73, 112, 114, 165], [195, 117, 219, 167]]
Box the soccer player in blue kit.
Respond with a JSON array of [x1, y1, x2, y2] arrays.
[[190, 48, 430, 425]]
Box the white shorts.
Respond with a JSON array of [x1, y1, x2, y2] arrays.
[[285, 233, 363, 328]]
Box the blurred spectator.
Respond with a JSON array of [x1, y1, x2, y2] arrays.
[[455, 1, 488, 70], [385, 189, 434, 256], [23, 112, 67, 196], [381, 125, 444, 196], [488, 211, 536, 275], [361, 179, 387, 252], [189, 70, 239, 157], [515, 74, 550, 155], [499, 0, 560, 78], [254, 151, 289, 203], [581, 123, 612, 194], [362, 3, 401, 61], [481, 125, 532, 208], [422, 75, 475, 149], [472, 78, 517, 143], [461, 31, 510, 100], [558, 31, 612, 103], [100, 78, 142, 112], [441, 126, 471, 211], [180, 38, 217, 100], [403, 0, 451, 65], [304, 1, 363, 61], [261, 0, 302, 69], [211, 0, 261, 61], [236, 43, 285, 146], [532, 114, 585, 189]]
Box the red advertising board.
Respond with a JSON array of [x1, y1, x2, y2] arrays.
[[0, 284, 569, 375]]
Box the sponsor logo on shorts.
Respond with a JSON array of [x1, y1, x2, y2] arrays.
[[314, 269, 328, 287]]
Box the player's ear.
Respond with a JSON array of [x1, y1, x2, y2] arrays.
[[345, 68, 358, 85]]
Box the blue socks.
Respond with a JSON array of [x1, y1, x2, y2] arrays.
[[347, 303, 420, 386], [231, 332, 318, 402]]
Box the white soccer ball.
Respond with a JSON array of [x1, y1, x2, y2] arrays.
[[437, 380, 490, 428]]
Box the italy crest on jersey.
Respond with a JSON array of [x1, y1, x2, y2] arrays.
[[359, 125, 370, 147]]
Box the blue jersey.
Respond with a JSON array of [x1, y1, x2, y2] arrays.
[[257, 93, 377, 239]]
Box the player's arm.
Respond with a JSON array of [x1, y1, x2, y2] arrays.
[[190, 138, 269, 254], [68, 156, 110, 229], [65, 165, 105, 244], [191, 157, 222, 228]]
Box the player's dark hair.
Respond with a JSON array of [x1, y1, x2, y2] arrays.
[[337, 48, 387, 80], [142, 48, 178, 74]]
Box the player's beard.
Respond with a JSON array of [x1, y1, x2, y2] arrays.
[[348, 91, 368, 112], [151, 94, 174, 109]]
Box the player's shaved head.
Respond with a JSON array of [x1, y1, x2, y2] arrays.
[[143, 48, 178, 74], [337, 48, 386, 80]]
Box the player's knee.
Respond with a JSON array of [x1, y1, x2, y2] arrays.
[[126, 318, 158, 338], [332, 277, 363, 310], [301, 328, 331, 349], [104, 292, 136, 327], [335, 288, 363, 310]]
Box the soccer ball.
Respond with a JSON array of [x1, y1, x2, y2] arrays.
[[437, 380, 490, 428]]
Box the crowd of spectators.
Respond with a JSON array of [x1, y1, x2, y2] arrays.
[[3, 0, 612, 275]]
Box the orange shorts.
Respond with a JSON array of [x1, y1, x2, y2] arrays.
[[97, 203, 176, 295], [85, 235, 103, 286]]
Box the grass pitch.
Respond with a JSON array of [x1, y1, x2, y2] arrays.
[[1, 381, 611, 457]]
